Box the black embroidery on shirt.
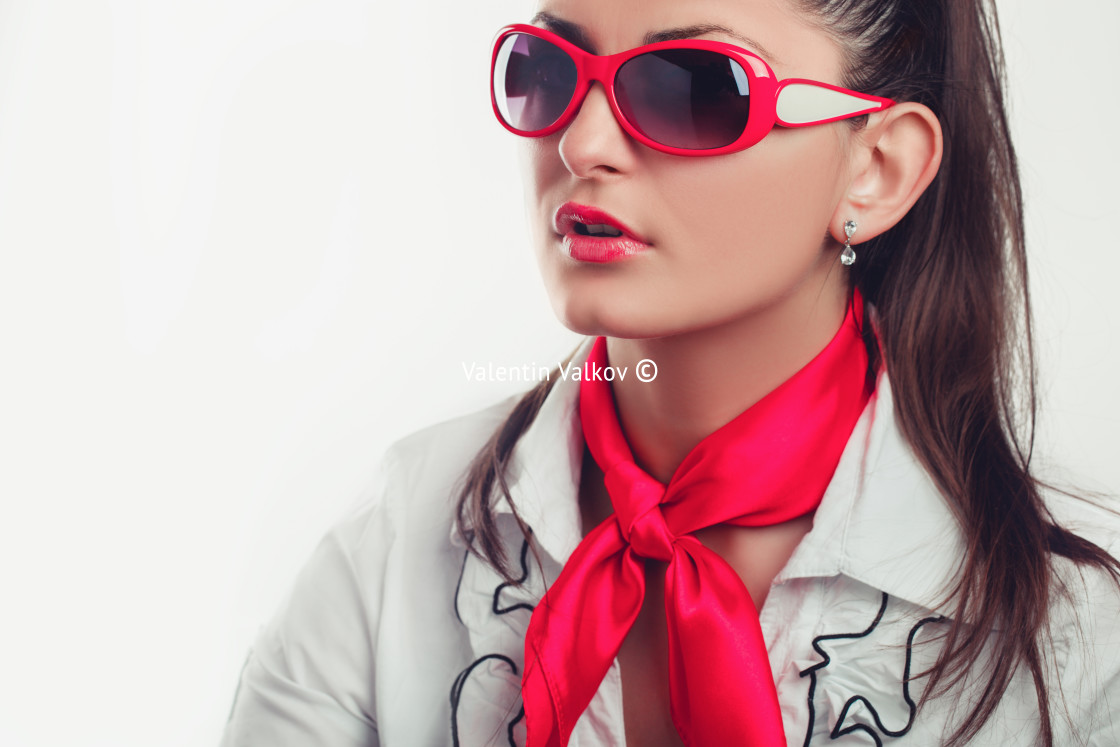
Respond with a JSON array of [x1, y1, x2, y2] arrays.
[[799, 591, 948, 746], [508, 705, 525, 746], [800, 592, 888, 746], [493, 538, 536, 616], [450, 537, 536, 746], [450, 654, 521, 747]]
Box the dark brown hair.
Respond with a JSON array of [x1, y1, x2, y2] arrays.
[[456, 0, 1120, 743]]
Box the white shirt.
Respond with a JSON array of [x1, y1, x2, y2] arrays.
[[221, 339, 1120, 746]]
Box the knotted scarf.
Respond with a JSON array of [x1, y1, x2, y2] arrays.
[[521, 295, 873, 746]]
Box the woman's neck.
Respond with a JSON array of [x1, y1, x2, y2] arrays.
[[606, 285, 849, 484]]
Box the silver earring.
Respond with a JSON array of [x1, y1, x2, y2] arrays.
[[841, 220, 858, 266]]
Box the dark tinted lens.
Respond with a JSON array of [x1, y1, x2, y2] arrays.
[[493, 32, 578, 133], [616, 49, 750, 150]]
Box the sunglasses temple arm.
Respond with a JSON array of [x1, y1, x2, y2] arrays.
[[774, 80, 894, 128]]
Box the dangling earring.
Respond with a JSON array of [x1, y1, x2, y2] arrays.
[[840, 220, 858, 266]]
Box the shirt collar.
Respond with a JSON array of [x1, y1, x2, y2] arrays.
[[774, 372, 966, 617], [494, 344, 965, 618]]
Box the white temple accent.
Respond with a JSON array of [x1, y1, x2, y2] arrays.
[[776, 83, 881, 125]]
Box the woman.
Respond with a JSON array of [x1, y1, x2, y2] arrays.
[[221, 0, 1120, 744]]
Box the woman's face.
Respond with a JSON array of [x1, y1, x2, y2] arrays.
[[522, 0, 859, 339]]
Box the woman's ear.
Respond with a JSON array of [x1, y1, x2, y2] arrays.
[[830, 102, 943, 247]]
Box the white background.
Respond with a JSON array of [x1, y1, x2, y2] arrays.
[[0, 1, 1115, 745]]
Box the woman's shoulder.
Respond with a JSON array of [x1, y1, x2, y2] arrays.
[[382, 393, 522, 495], [222, 396, 536, 746], [332, 392, 525, 539], [250, 391, 534, 675], [1038, 490, 1120, 733]]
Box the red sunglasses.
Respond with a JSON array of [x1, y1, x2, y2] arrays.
[[491, 24, 895, 157]]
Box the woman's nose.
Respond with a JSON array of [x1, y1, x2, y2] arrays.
[[557, 82, 639, 178]]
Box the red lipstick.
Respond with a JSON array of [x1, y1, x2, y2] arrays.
[[553, 202, 651, 263]]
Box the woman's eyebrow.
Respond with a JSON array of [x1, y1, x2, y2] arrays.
[[529, 12, 780, 64], [530, 12, 594, 51], [646, 24, 781, 65]]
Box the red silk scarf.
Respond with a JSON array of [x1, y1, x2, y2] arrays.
[[521, 295, 873, 746]]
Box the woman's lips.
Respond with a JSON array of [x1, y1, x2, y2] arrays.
[[553, 202, 652, 263]]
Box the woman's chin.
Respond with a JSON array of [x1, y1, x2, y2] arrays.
[[551, 300, 686, 340]]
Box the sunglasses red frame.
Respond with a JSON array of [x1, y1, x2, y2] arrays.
[[491, 23, 896, 157]]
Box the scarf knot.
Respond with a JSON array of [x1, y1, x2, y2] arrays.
[[625, 504, 675, 562], [606, 461, 676, 561]]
